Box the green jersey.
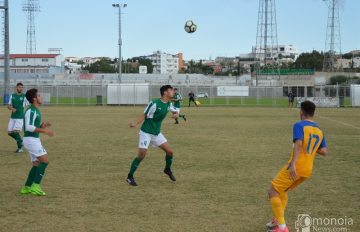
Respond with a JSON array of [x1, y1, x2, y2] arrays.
[[8, 93, 28, 119], [140, 99, 177, 135], [24, 105, 42, 138], [173, 93, 182, 108]]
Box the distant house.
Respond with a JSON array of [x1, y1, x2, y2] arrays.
[[352, 57, 360, 68], [65, 56, 81, 63], [0, 54, 65, 74]]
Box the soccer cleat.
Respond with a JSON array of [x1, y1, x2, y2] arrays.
[[30, 183, 46, 196], [126, 175, 138, 186], [15, 148, 24, 153], [271, 226, 289, 232], [20, 186, 32, 195], [164, 168, 176, 182], [266, 218, 278, 229], [183, 115, 187, 121]]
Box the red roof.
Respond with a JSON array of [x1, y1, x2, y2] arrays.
[[9, 54, 60, 59]]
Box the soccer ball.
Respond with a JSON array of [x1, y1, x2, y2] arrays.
[[184, 20, 197, 33]]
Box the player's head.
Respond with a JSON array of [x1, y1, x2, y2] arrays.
[[16, 82, 24, 93], [174, 88, 178, 93], [26, 88, 43, 105], [160, 85, 174, 99], [300, 101, 316, 119]]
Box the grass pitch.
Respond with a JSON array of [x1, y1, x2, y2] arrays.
[[0, 106, 359, 232]]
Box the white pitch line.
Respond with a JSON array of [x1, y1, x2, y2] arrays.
[[320, 116, 360, 130]]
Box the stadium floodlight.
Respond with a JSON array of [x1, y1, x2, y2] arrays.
[[0, 0, 10, 104], [112, 3, 127, 83]]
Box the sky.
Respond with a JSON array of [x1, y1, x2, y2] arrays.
[[9, 0, 360, 60]]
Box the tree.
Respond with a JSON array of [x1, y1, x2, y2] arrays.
[[83, 58, 116, 73], [292, 50, 324, 71], [128, 57, 154, 74], [185, 60, 214, 75]]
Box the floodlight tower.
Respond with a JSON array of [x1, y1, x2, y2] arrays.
[[254, 0, 279, 86], [112, 3, 127, 83], [0, 0, 10, 104], [323, 0, 342, 72], [23, 0, 40, 54]]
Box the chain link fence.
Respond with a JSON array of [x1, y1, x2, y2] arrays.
[[0, 84, 353, 107]]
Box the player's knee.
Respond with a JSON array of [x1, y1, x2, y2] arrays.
[[268, 186, 279, 198], [32, 161, 40, 167], [38, 155, 49, 163], [166, 149, 173, 156], [138, 149, 147, 159]]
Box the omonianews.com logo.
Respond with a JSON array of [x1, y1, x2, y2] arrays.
[[295, 214, 354, 232]]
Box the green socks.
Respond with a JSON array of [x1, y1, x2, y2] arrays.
[[25, 166, 38, 187], [129, 157, 143, 176], [34, 162, 48, 184], [8, 132, 23, 148], [165, 154, 173, 170], [128, 155, 172, 176]]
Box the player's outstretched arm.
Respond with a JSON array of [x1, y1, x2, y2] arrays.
[[130, 114, 146, 128], [317, 147, 328, 156]]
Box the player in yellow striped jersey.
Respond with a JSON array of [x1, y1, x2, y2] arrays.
[[267, 101, 328, 232]]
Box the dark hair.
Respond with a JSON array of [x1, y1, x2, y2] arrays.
[[174, 88, 178, 91], [160, 85, 173, 96], [26, 88, 38, 104], [301, 101, 316, 117], [16, 82, 23, 87]]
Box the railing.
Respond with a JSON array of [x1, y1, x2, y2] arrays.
[[0, 84, 354, 107]]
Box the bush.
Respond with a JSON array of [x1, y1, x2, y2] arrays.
[[330, 75, 360, 85], [330, 75, 348, 85]]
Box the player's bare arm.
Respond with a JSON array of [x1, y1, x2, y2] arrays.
[[7, 105, 16, 112], [288, 139, 302, 180], [130, 114, 146, 128], [33, 127, 54, 137], [41, 122, 52, 128], [317, 147, 328, 156]]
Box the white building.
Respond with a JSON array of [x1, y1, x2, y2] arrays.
[[352, 57, 360, 68], [0, 54, 64, 74], [147, 51, 179, 74], [65, 56, 81, 63], [81, 57, 101, 65], [252, 45, 300, 62], [65, 62, 83, 74], [336, 58, 352, 69]]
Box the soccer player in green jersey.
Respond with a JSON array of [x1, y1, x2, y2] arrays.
[[7, 83, 29, 153], [172, 88, 187, 124], [20, 89, 54, 196], [127, 85, 179, 186]]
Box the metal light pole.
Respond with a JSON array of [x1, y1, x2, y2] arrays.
[[1, 0, 10, 104], [112, 3, 127, 83]]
